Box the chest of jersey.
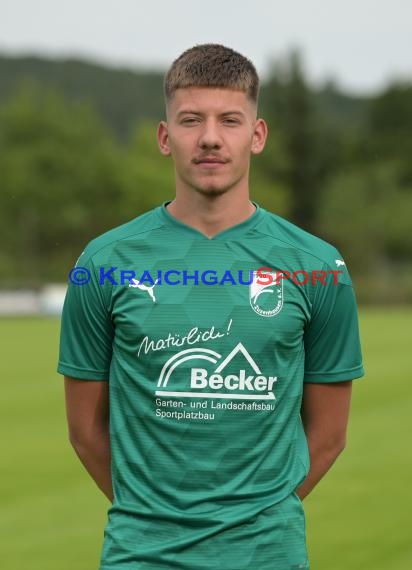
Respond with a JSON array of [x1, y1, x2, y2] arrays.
[[106, 236, 313, 410]]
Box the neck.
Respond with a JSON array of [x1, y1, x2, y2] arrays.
[[166, 190, 256, 238]]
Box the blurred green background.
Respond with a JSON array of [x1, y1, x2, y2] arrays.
[[1, 310, 411, 569], [1, 51, 412, 301], [1, 48, 411, 569]]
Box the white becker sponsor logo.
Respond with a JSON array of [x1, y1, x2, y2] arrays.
[[156, 343, 276, 400]]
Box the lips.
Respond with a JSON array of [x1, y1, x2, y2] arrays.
[[193, 156, 228, 165]]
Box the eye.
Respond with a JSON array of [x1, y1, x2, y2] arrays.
[[181, 117, 201, 125], [223, 117, 241, 125]]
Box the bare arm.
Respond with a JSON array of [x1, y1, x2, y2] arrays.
[[296, 381, 352, 500], [64, 376, 113, 502]]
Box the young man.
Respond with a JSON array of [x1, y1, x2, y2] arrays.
[[58, 44, 364, 569]]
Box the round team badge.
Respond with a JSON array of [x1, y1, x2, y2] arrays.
[[249, 271, 284, 317]]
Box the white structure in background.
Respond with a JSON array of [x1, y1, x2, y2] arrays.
[[0, 285, 67, 316], [38, 285, 67, 315]]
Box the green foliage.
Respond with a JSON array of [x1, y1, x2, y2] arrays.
[[119, 121, 175, 217], [318, 162, 412, 302], [311, 80, 369, 133], [0, 84, 126, 284], [368, 83, 412, 146], [0, 53, 411, 302], [0, 55, 165, 140], [261, 50, 342, 233]]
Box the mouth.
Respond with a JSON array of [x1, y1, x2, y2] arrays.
[[193, 157, 228, 167]]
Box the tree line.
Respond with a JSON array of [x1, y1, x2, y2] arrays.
[[0, 52, 411, 303]]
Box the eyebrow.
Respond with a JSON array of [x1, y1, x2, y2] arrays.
[[176, 110, 246, 118]]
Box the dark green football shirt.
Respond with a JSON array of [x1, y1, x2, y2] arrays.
[[58, 203, 364, 569]]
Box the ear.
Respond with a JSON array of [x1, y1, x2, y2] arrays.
[[251, 118, 268, 155], [157, 121, 171, 156]]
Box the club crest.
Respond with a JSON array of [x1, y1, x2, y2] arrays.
[[249, 271, 283, 317]]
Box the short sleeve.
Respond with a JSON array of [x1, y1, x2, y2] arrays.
[[57, 253, 114, 380], [304, 266, 364, 383]]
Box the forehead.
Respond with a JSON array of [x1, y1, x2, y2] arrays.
[[167, 87, 255, 117]]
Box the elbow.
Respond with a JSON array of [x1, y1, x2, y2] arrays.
[[339, 434, 347, 454], [67, 420, 109, 454], [325, 433, 347, 462], [307, 429, 347, 464], [67, 426, 97, 456], [336, 430, 347, 453], [68, 429, 81, 449], [68, 429, 87, 456]]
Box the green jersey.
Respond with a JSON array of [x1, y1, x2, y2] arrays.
[[58, 203, 364, 569]]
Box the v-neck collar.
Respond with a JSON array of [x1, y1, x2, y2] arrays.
[[157, 201, 264, 240]]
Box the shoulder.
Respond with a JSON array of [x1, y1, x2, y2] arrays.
[[256, 209, 350, 282], [78, 206, 165, 266]]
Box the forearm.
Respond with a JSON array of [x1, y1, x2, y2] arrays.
[[70, 430, 113, 502], [64, 377, 113, 501], [296, 381, 352, 500], [295, 433, 345, 500]]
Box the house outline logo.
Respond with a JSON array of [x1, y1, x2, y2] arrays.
[[155, 342, 277, 400]]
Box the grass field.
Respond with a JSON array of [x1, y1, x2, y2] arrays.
[[0, 309, 411, 569]]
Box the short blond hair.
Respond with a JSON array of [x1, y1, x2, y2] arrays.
[[164, 44, 260, 104]]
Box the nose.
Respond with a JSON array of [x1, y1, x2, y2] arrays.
[[198, 118, 222, 149]]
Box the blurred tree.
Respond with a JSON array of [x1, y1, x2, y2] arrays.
[[0, 83, 125, 285], [0, 56, 165, 141], [250, 129, 290, 216], [260, 50, 341, 233], [0, 54, 411, 303], [363, 82, 412, 186], [318, 162, 412, 302], [367, 83, 412, 153], [119, 121, 175, 218]]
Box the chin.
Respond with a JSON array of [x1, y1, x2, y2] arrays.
[[193, 184, 232, 197]]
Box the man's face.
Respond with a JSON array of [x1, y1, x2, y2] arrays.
[[158, 87, 267, 197]]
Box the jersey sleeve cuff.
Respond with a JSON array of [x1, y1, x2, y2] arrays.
[[57, 361, 109, 381], [304, 364, 365, 383]]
